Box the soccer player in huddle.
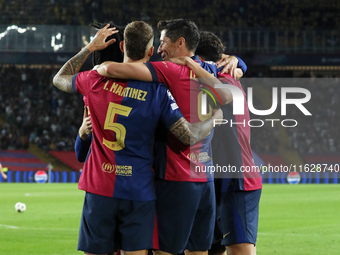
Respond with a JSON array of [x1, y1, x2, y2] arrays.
[[53, 21, 222, 255], [96, 18, 234, 255], [196, 31, 262, 255], [74, 21, 124, 163]]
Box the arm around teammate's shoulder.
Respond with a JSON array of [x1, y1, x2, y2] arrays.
[[169, 108, 223, 145], [169, 57, 233, 105], [96, 61, 153, 81]]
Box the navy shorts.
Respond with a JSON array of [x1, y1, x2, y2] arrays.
[[218, 189, 261, 246], [78, 192, 156, 254], [155, 180, 216, 253]]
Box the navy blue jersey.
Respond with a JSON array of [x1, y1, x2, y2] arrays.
[[72, 70, 183, 200]]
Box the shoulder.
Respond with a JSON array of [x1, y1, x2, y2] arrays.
[[201, 61, 218, 74], [150, 61, 185, 71], [217, 72, 233, 79], [76, 70, 102, 81]]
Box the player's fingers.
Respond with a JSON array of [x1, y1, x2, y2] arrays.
[[83, 107, 87, 118], [96, 24, 110, 36], [216, 54, 229, 67], [217, 59, 229, 69], [106, 27, 118, 35], [169, 58, 182, 65], [232, 68, 236, 79], [229, 67, 235, 78], [106, 38, 116, 46], [221, 63, 230, 74], [103, 23, 111, 29], [216, 60, 223, 69]]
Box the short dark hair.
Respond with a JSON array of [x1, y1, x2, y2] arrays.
[[124, 21, 154, 61], [157, 19, 200, 52], [195, 31, 225, 62], [89, 21, 125, 65]]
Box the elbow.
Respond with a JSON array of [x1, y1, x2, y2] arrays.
[[97, 62, 115, 78], [97, 65, 110, 77], [220, 92, 233, 105], [77, 156, 85, 163], [52, 75, 58, 88]]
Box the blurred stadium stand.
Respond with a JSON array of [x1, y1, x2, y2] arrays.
[[49, 151, 84, 171], [0, 0, 339, 173], [0, 150, 46, 171]]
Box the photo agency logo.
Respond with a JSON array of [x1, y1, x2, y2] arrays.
[[199, 78, 312, 128]]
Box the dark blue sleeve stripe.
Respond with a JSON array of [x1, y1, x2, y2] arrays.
[[144, 62, 159, 83], [167, 113, 184, 130], [74, 134, 92, 162], [72, 74, 78, 94]]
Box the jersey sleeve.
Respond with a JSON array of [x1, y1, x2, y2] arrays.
[[233, 55, 247, 74], [144, 61, 182, 89], [74, 134, 92, 162], [158, 86, 184, 129], [72, 70, 93, 96]]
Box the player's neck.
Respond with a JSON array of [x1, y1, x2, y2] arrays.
[[124, 55, 149, 64], [177, 49, 195, 58]]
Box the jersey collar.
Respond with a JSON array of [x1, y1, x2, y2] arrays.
[[191, 55, 201, 64]]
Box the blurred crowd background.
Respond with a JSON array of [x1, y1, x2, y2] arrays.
[[1, 0, 340, 29], [0, 0, 339, 155]]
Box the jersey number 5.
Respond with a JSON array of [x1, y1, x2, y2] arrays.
[[103, 102, 132, 151]]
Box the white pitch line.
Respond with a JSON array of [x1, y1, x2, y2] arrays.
[[258, 232, 340, 237], [0, 224, 19, 229]]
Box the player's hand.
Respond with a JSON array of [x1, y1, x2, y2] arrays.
[[1, 173, 7, 180], [216, 54, 239, 78], [86, 24, 118, 52], [79, 106, 92, 140]]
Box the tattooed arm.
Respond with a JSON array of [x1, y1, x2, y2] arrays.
[[53, 24, 118, 93], [170, 108, 223, 145]]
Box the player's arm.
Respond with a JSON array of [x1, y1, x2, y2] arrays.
[[53, 24, 118, 93], [75, 106, 92, 162], [79, 106, 92, 140], [75, 134, 92, 162], [170, 109, 223, 145], [170, 57, 233, 105], [96, 61, 153, 81]]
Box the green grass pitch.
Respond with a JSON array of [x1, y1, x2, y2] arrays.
[[258, 184, 340, 255], [0, 183, 339, 254], [0, 183, 83, 255]]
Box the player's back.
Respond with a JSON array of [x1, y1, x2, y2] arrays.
[[212, 73, 262, 191], [73, 70, 181, 200]]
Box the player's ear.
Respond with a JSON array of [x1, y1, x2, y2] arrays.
[[120, 41, 124, 53], [177, 37, 185, 49], [148, 46, 154, 57]]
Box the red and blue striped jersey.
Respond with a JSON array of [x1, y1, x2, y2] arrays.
[[212, 73, 262, 191], [145, 56, 219, 182], [72, 70, 183, 200]]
